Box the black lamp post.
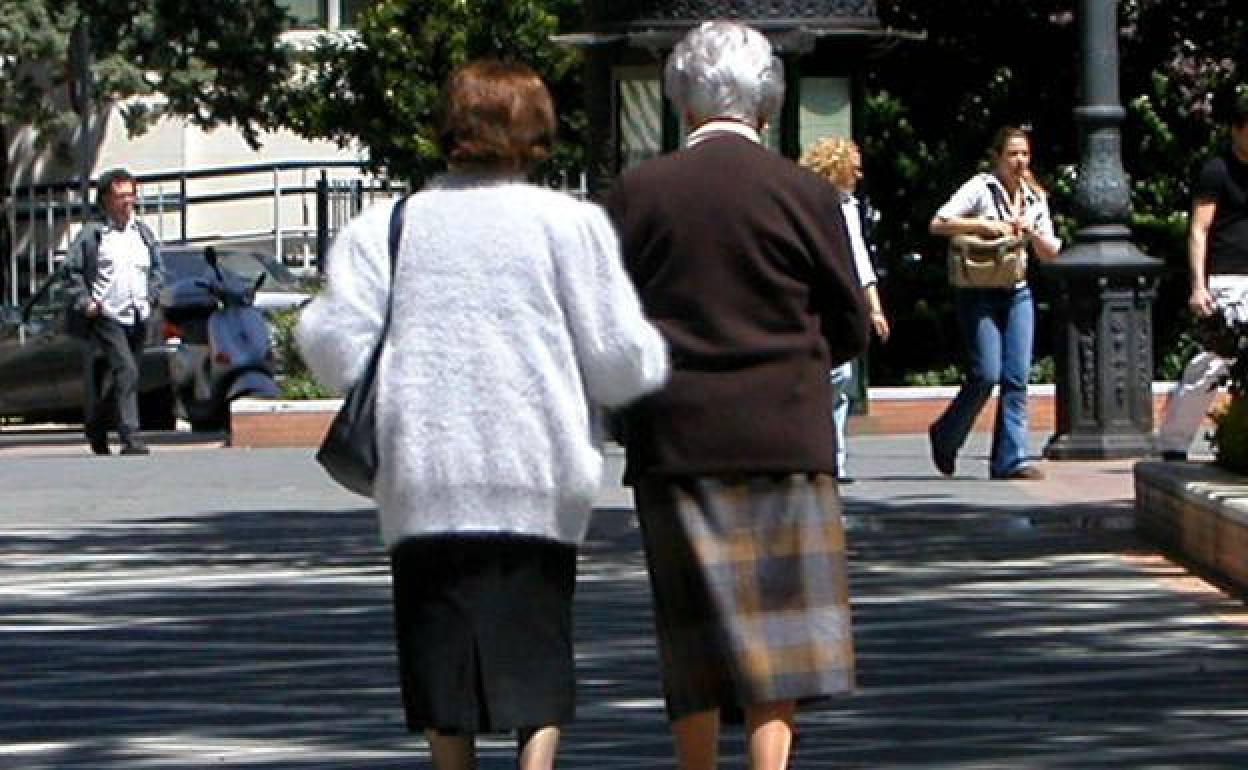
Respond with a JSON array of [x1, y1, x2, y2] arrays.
[[1042, 0, 1164, 460]]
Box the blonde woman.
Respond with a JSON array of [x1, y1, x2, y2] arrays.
[[800, 136, 890, 481]]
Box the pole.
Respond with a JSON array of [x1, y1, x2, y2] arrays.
[[1042, 0, 1163, 460], [315, 171, 329, 274], [70, 18, 94, 225]]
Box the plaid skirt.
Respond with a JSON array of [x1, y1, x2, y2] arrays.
[[635, 473, 855, 721]]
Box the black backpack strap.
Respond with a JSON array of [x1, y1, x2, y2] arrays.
[[136, 220, 161, 265]]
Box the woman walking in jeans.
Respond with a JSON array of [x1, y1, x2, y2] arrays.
[[927, 127, 1061, 480]]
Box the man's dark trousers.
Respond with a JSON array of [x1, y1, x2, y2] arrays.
[[84, 317, 145, 444]]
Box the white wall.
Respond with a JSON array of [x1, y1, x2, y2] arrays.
[[94, 108, 366, 246]]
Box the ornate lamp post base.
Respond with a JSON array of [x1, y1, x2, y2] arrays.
[[1043, 0, 1164, 461], [1043, 240, 1162, 460]]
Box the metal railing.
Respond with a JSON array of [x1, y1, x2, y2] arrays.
[[3, 162, 587, 306], [2, 160, 397, 306]]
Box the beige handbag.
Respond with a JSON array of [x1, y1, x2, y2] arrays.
[[947, 232, 1028, 288], [946, 180, 1031, 288]]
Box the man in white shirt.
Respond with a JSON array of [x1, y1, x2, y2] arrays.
[[64, 168, 162, 455]]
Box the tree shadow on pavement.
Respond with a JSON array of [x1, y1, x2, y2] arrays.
[[829, 497, 1248, 768], [2, 501, 1247, 768]]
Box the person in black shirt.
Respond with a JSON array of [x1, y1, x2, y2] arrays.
[[1158, 91, 1248, 460]]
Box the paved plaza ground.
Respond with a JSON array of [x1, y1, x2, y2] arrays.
[[2, 433, 1247, 768]]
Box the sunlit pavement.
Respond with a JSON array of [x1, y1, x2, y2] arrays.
[[2, 434, 1247, 768]]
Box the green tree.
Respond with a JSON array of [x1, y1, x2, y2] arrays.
[[864, 0, 1246, 383], [279, 0, 585, 184], [1120, 0, 1247, 375], [1121, 0, 1248, 245], [0, 0, 291, 156], [862, 1, 1078, 382], [0, 0, 292, 289]]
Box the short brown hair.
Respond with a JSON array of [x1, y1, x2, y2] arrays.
[[438, 59, 555, 170]]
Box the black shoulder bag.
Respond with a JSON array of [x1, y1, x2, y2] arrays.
[[315, 196, 407, 497]]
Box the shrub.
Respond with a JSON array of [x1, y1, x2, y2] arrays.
[[1029, 356, 1055, 385], [1157, 331, 1201, 381], [1202, 316, 1248, 472], [900, 356, 1055, 387], [1211, 397, 1248, 473], [903, 364, 963, 387], [268, 307, 334, 400]]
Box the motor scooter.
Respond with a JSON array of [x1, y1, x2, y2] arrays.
[[160, 246, 279, 431]]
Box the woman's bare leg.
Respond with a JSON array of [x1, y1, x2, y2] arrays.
[[426, 729, 477, 770], [744, 700, 796, 770], [517, 725, 560, 770], [672, 709, 719, 770]]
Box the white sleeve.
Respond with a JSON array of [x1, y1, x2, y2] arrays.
[[555, 204, 669, 408], [935, 174, 991, 220], [1030, 197, 1061, 248], [294, 202, 393, 394], [842, 199, 877, 287]]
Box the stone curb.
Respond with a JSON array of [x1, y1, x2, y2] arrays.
[[229, 383, 1213, 448], [1135, 460, 1248, 594]]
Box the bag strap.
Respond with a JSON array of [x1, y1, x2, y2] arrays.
[[986, 180, 1013, 222], [378, 194, 409, 335], [985, 180, 1032, 251], [388, 194, 407, 271]]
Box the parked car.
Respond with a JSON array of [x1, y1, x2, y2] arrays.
[[159, 247, 310, 315], [0, 273, 178, 430], [0, 246, 310, 433]]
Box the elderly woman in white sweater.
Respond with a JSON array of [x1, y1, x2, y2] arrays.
[[296, 60, 668, 770]]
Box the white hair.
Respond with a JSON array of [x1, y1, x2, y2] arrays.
[[664, 21, 785, 127]]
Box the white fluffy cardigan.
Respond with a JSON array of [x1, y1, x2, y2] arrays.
[[296, 173, 668, 548]]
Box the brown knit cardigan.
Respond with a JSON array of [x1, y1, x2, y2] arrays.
[[604, 134, 870, 482]]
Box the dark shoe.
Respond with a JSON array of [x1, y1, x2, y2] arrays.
[[991, 465, 1046, 481], [928, 424, 955, 477], [120, 440, 150, 456], [87, 433, 110, 456], [1160, 450, 1188, 462]]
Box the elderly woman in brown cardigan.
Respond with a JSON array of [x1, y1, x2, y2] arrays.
[[604, 20, 869, 770]]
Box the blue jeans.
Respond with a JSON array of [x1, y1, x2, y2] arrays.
[[930, 285, 1034, 476], [828, 361, 854, 475]]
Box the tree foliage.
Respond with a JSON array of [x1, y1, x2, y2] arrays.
[[0, 3, 80, 144], [5, 0, 1242, 385], [280, 0, 585, 185], [863, 0, 1247, 383], [1120, 0, 1247, 232], [0, 0, 293, 297], [0, 0, 291, 160]]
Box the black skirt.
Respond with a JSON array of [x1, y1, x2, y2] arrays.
[[389, 534, 577, 734]]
